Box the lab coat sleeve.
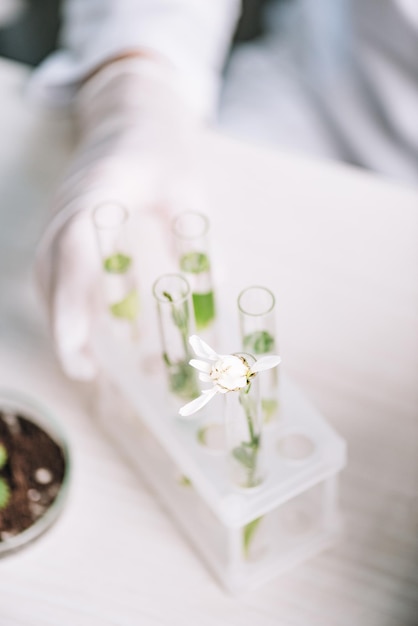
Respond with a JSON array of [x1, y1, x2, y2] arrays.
[[29, 0, 241, 118], [394, 0, 418, 30]]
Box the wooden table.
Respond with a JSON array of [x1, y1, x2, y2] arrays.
[[0, 57, 417, 626]]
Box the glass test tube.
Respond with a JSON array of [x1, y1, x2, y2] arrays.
[[172, 211, 216, 341], [238, 286, 280, 425], [223, 353, 265, 490], [92, 202, 140, 341], [153, 273, 200, 408]]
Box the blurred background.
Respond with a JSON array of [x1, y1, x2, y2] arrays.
[[0, 0, 417, 185], [0, 0, 61, 66], [0, 0, 263, 65]]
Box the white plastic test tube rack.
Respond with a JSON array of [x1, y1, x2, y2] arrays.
[[92, 325, 346, 593]]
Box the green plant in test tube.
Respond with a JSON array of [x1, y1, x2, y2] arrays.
[[224, 371, 264, 490], [179, 339, 280, 488], [179, 337, 280, 555], [153, 274, 200, 404], [173, 212, 216, 332], [93, 203, 140, 334], [238, 286, 280, 424]]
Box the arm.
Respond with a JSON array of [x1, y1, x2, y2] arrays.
[[30, 0, 241, 118], [34, 0, 241, 380]]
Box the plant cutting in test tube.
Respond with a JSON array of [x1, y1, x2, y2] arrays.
[[93, 203, 140, 336], [238, 286, 280, 424], [172, 212, 216, 333], [179, 336, 280, 484], [153, 275, 200, 403], [180, 336, 279, 556]]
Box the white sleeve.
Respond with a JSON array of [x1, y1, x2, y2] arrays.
[[394, 0, 418, 29], [29, 0, 241, 118]]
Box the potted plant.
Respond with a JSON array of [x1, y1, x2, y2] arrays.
[[0, 390, 70, 556]]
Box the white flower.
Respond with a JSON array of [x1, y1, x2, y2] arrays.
[[179, 335, 281, 417]]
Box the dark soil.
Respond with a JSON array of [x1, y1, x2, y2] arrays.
[[0, 410, 66, 541]]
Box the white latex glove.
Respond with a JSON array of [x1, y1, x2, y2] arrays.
[[36, 56, 202, 380]]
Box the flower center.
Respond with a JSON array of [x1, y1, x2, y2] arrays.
[[210, 355, 250, 391]]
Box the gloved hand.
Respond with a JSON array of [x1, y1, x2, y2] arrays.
[[36, 56, 202, 380]]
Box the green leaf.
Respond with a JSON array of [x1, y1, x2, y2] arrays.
[[262, 398, 279, 423], [243, 517, 263, 557], [109, 289, 140, 320], [0, 478, 10, 510], [178, 475, 192, 487], [244, 330, 275, 355], [168, 360, 199, 401], [197, 427, 207, 445], [192, 291, 215, 330], [180, 251, 210, 274], [103, 253, 132, 273], [0, 444, 7, 470], [232, 445, 257, 470], [242, 435, 259, 449]]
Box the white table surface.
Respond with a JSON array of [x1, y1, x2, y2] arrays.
[[0, 57, 417, 626]]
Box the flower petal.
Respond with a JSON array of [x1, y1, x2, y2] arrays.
[[189, 335, 219, 361], [199, 373, 212, 383], [217, 373, 248, 391], [189, 359, 211, 374], [178, 386, 218, 417], [250, 355, 281, 374]]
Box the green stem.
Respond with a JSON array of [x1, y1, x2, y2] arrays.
[[240, 385, 258, 446], [163, 291, 188, 351], [162, 291, 198, 400], [234, 387, 261, 488]]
